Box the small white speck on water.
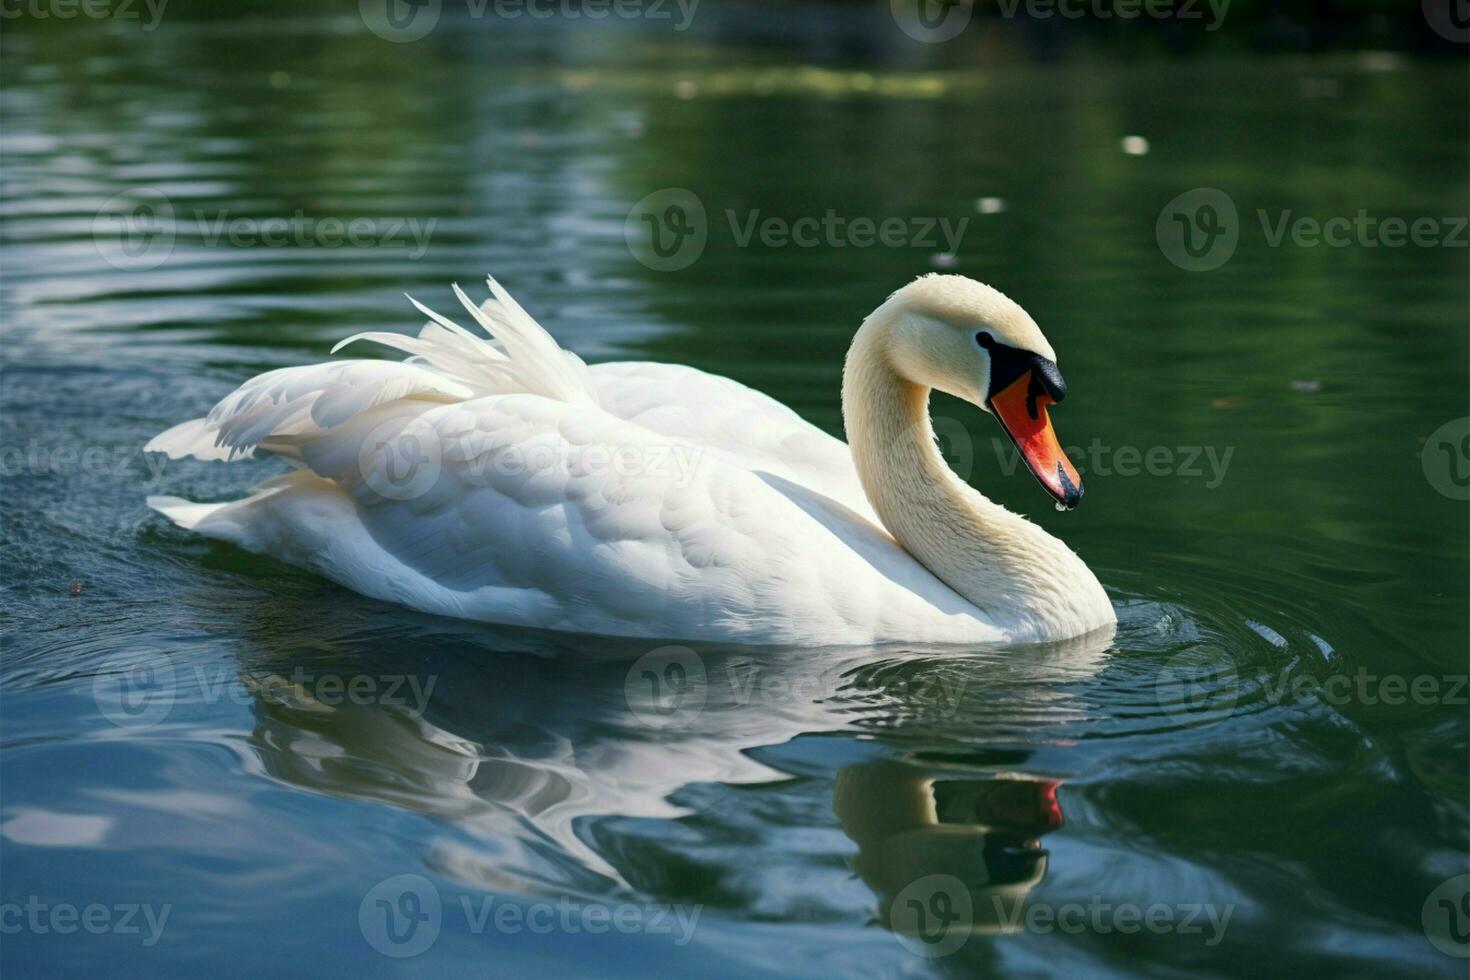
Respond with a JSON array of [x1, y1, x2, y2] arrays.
[[975, 196, 1005, 214], [1121, 135, 1149, 155], [930, 252, 959, 269], [1359, 51, 1403, 73], [1299, 77, 1340, 99]]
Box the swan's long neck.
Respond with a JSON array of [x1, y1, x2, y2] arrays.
[[842, 318, 1108, 639]]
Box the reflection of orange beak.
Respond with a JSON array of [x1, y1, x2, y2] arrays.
[[989, 370, 1083, 509], [1036, 780, 1064, 831]]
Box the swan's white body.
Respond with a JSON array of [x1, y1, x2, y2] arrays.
[[148, 277, 1114, 646]]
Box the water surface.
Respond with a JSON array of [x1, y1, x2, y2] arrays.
[[2, 11, 1467, 978]]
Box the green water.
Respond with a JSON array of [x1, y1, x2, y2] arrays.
[[2, 9, 1467, 978]]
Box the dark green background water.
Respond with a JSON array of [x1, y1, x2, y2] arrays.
[[2, 6, 1467, 978]]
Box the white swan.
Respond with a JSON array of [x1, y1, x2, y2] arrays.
[[147, 274, 1114, 645]]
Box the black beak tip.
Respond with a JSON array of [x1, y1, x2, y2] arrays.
[[1057, 463, 1084, 510]]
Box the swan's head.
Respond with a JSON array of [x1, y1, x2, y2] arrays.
[[873, 274, 1084, 509]]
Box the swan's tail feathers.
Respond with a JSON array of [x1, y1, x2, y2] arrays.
[[333, 278, 598, 406], [144, 360, 474, 464], [147, 495, 229, 532], [145, 418, 238, 461], [147, 474, 328, 551], [145, 277, 591, 467]]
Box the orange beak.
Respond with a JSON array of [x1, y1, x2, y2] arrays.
[[989, 369, 1083, 509]]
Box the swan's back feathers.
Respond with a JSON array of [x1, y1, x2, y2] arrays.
[[146, 279, 596, 462]]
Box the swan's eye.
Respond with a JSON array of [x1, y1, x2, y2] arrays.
[[975, 331, 995, 349]]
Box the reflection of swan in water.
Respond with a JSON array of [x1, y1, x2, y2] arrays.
[[219, 586, 1113, 900], [834, 760, 1064, 941], [231, 618, 782, 890]]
